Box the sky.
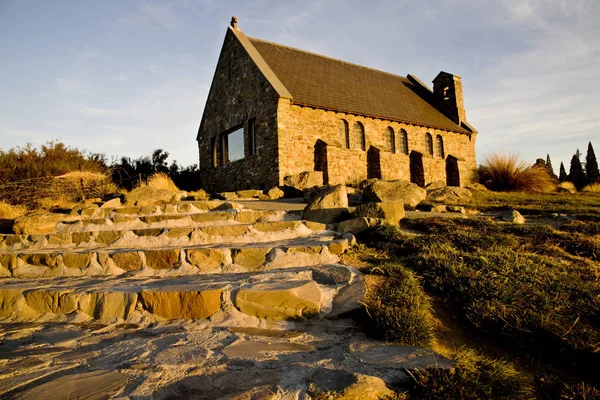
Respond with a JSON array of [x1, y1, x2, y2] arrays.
[[1, 0, 598, 171]]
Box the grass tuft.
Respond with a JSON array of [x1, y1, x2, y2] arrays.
[[582, 183, 600, 193], [363, 262, 434, 346], [558, 181, 577, 192], [478, 152, 556, 192], [147, 172, 179, 191]]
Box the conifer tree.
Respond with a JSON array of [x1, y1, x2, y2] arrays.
[[545, 154, 557, 178], [568, 149, 586, 190], [559, 162, 567, 182], [585, 142, 599, 184]]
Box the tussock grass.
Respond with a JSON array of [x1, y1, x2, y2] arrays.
[[187, 189, 209, 200], [147, 172, 179, 191], [582, 183, 600, 193], [363, 262, 434, 346], [0, 201, 27, 219], [478, 152, 556, 192], [558, 181, 577, 192], [35, 196, 77, 210]]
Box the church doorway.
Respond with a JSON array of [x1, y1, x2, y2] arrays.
[[410, 151, 425, 187], [446, 156, 460, 186]]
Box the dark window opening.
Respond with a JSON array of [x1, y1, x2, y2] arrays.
[[211, 137, 217, 168], [222, 125, 245, 164], [338, 119, 350, 149], [353, 121, 365, 151], [435, 135, 445, 158], [425, 133, 433, 156], [248, 118, 256, 156], [399, 129, 409, 155], [385, 127, 395, 153]]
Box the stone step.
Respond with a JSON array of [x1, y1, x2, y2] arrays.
[[0, 220, 331, 253], [0, 264, 363, 323], [54, 209, 294, 233], [0, 236, 349, 278]]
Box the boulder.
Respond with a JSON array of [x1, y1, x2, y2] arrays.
[[13, 211, 75, 235], [234, 280, 321, 320], [355, 202, 404, 224], [283, 171, 323, 190], [100, 197, 121, 208], [124, 186, 180, 206], [267, 187, 284, 200], [500, 210, 525, 224], [347, 193, 364, 206], [302, 185, 349, 224], [362, 180, 426, 209], [218, 191, 239, 200], [337, 217, 385, 235], [465, 182, 489, 191], [427, 186, 472, 204]]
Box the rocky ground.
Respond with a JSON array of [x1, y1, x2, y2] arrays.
[[0, 196, 456, 399]]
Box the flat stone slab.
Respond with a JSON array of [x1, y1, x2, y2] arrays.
[[222, 339, 314, 359], [12, 369, 129, 400], [234, 280, 321, 320], [350, 342, 455, 370]]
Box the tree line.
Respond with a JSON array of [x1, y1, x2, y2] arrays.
[[537, 142, 599, 190], [0, 141, 201, 191]]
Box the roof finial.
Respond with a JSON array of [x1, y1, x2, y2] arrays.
[[230, 16, 238, 29]]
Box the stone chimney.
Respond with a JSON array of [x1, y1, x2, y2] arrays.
[[230, 16, 238, 29], [432, 72, 466, 126]]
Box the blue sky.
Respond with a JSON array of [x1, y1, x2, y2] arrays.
[[1, 0, 598, 171]]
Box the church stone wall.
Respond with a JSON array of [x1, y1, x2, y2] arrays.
[[198, 29, 280, 192], [277, 101, 477, 187]]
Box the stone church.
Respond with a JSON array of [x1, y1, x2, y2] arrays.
[[197, 17, 477, 192]]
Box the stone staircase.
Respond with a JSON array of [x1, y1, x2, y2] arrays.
[[0, 199, 452, 399]]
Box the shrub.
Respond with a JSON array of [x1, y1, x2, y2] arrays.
[[147, 172, 179, 191], [582, 183, 600, 193], [478, 152, 556, 192]]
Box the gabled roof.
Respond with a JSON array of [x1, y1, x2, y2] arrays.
[[243, 35, 471, 134]]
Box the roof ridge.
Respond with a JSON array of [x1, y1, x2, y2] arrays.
[[248, 36, 410, 82]]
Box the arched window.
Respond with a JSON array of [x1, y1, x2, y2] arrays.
[[435, 135, 445, 158], [338, 119, 350, 149], [399, 129, 409, 155], [385, 127, 395, 153], [425, 133, 433, 156], [353, 122, 365, 150]]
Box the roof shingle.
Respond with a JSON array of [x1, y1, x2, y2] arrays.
[[248, 36, 470, 134]]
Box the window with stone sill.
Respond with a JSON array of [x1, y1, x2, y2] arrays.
[[425, 133, 434, 156], [385, 127, 395, 153], [399, 129, 409, 155], [353, 121, 365, 151]]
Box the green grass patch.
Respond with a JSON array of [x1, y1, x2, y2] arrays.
[[468, 191, 600, 218], [360, 220, 600, 385]]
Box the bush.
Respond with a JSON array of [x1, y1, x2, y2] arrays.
[[478, 152, 556, 192], [147, 172, 179, 191]]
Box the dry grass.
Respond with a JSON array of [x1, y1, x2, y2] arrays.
[[187, 189, 209, 200], [478, 152, 556, 193], [558, 181, 577, 192], [54, 171, 107, 181], [35, 196, 77, 210], [582, 183, 600, 193], [147, 172, 179, 191], [0, 201, 27, 219]]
